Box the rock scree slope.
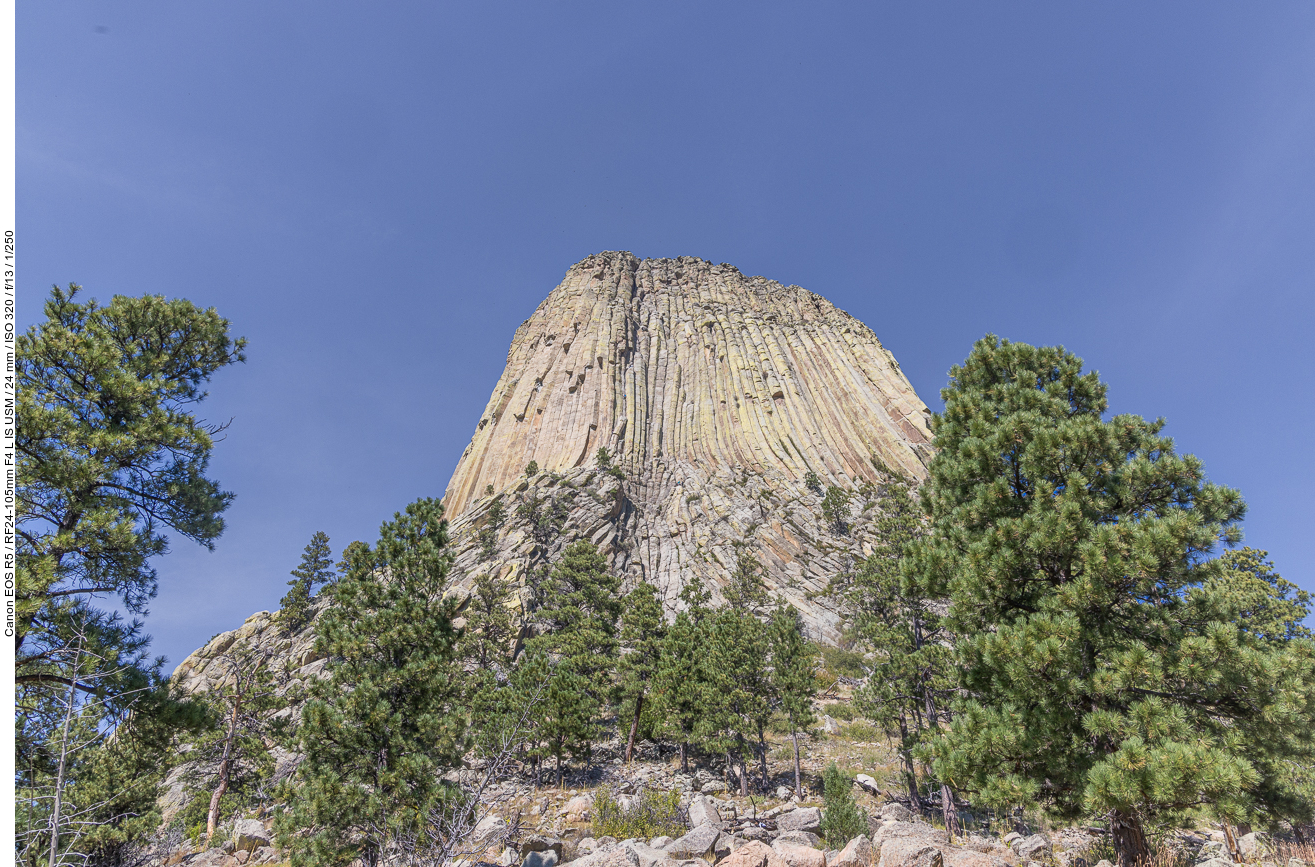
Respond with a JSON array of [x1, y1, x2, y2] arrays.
[[440, 252, 933, 641]]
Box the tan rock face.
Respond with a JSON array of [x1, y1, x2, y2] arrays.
[[442, 252, 933, 641]]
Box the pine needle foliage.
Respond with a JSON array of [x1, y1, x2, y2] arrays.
[[280, 531, 334, 633], [820, 763, 868, 848], [912, 336, 1315, 866], [276, 498, 468, 867]]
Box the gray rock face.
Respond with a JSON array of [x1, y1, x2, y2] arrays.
[[522, 851, 559, 867], [231, 820, 271, 853], [523, 836, 567, 859], [440, 252, 934, 645], [775, 808, 822, 835], [688, 796, 723, 830], [832, 836, 875, 867], [775, 832, 822, 849], [878, 804, 915, 824], [1012, 836, 1051, 862], [569, 849, 640, 867], [666, 825, 722, 860], [878, 840, 943, 867]]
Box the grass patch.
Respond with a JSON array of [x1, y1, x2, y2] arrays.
[[835, 721, 884, 742]]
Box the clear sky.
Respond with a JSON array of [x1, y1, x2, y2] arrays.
[[19, 3, 1315, 668]]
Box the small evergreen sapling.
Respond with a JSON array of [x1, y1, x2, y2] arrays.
[[820, 763, 867, 848], [618, 581, 668, 763]]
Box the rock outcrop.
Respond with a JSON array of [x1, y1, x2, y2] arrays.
[[441, 252, 933, 641]]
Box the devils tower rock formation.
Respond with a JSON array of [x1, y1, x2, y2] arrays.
[[440, 251, 933, 642]]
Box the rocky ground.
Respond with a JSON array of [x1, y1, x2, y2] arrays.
[[158, 703, 1307, 867]]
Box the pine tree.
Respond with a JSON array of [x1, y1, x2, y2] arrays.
[[16, 284, 244, 765], [769, 604, 818, 798], [699, 607, 772, 794], [460, 572, 516, 671], [819, 763, 868, 848], [525, 540, 623, 786], [618, 582, 668, 764], [280, 531, 335, 633], [276, 498, 468, 867], [914, 336, 1315, 866], [848, 476, 958, 831], [654, 579, 716, 773]]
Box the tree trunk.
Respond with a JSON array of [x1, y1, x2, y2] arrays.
[[1222, 824, 1243, 864], [625, 693, 644, 764], [897, 714, 922, 814], [739, 755, 749, 797], [792, 730, 802, 798], [940, 783, 960, 840], [206, 698, 242, 844], [556, 752, 564, 789], [680, 740, 689, 774], [757, 723, 769, 791], [1111, 809, 1150, 867]]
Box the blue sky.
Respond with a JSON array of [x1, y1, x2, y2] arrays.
[[19, 2, 1315, 667]]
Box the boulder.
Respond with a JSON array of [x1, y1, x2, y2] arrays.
[[185, 852, 232, 867], [1001, 836, 1022, 848], [233, 853, 249, 866], [650, 837, 675, 850], [1093, 861, 1114, 867], [855, 776, 882, 797], [231, 820, 272, 853], [1195, 859, 1233, 867], [1238, 834, 1268, 860], [720, 842, 792, 867], [666, 825, 722, 860], [569, 849, 641, 867], [777, 787, 796, 801], [772, 841, 827, 867], [1012, 836, 1051, 862], [624, 841, 683, 867], [879, 804, 915, 824], [878, 839, 943, 867], [251, 848, 278, 865], [776, 832, 824, 849], [939, 851, 1010, 867], [741, 827, 773, 843], [776, 808, 823, 835], [577, 839, 604, 857], [564, 794, 596, 821], [716, 835, 749, 860], [522, 852, 559, 867], [701, 781, 730, 795], [522, 836, 567, 859], [831, 836, 875, 867], [688, 796, 723, 829], [472, 814, 508, 852]]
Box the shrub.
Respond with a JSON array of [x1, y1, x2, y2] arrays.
[[819, 763, 868, 848], [827, 702, 857, 721], [525, 460, 539, 477], [592, 787, 684, 840]]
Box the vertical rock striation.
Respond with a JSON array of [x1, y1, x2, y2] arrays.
[[442, 252, 933, 641]]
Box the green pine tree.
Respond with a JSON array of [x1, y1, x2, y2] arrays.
[[819, 763, 868, 848], [275, 498, 468, 867], [847, 475, 959, 831], [653, 579, 717, 773], [525, 540, 623, 786], [280, 531, 335, 633], [618, 581, 668, 764], [699, 607, 773, 794], [914, 336, 1315, 866], [769, 604, 818, 798]]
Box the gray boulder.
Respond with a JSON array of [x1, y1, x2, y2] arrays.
[[775, 832, 823, 849], [231, 820, 271, 853], [878, 840, 943, 867], [701, 781, 730, 795], [666, 825, 722, 860], [688, 796, 723, 829], [650, 837, 675, 850], [522, 851, 559, 867], [522, 836, 567, 859], [775, 807, 822, 835], [1012, 836, 1051, 862], [879, 804, 915, 824], [570, 849, 641, 867]]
